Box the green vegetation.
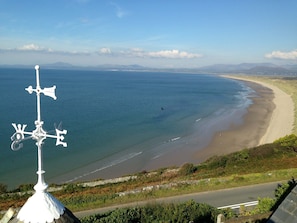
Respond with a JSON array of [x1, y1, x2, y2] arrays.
[[81, 180, 296, 223], [272, 177, 297, 210], [1, 134, 297, 222], [80, 200, 224, 223], [178, 163, 197, 176], [0, 184, 7, 194], [79, 178, 297, 223], [199, 134, 297, 177]]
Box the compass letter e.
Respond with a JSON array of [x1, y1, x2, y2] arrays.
[[55, 129, 67, 147]]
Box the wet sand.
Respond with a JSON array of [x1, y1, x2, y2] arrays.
[[194, 75, 294, 162]]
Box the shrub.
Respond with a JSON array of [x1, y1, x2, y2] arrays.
[[179, 163, 197, 176], [205, 156, 228, 169], [62, 183, 84, 193], [231, 149, 249, 163], [80, 200, 225, 223], [274, 134, 297, 150], [251, 197, 275, 215], [0, 183, 7, 194], [273, 178, 297, 210], [15, 183, 34, 192]]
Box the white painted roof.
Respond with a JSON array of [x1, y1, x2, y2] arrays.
[[17, 191, 65, 223]]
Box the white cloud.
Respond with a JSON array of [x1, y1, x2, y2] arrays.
[[100, 47, 111, 54], [95, 48, 202, 59], [147, 49, 202, 59], [13, 44, 92, 56], [0, 44, 203, 67], [17, 44, 44, 51], [265, 49, 297, 60], [126, 49, 202, 59]]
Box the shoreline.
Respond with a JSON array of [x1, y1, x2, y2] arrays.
[[193, 75, 294, 162], [51, 75, 295, 185], [229, 76, 294, 145]]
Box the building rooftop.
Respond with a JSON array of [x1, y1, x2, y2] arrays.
[[268, 184, 297, 223]]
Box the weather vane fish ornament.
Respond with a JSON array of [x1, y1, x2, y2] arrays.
[[10, 65, 70, 223]]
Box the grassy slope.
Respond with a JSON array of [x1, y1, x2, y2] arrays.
[[1, 135, 297, 213]]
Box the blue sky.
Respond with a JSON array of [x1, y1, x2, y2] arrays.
[[0, 0, 296, 68]]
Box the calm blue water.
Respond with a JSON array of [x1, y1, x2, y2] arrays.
[[0, 68, 252, 188]]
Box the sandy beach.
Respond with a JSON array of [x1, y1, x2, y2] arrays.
[[226, 76, 294, 144], [244, 77, 293, 144], [193, 75, 294, 162]]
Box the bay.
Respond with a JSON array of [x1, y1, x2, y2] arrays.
[[0, 68, 252, 188]]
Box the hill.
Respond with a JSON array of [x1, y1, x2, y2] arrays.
[[1, 62, 297, 75]]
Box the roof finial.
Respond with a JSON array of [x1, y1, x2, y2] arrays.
[[10, 65, 68, 223]]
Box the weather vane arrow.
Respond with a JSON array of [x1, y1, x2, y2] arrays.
[[10, 65, 67, 192]]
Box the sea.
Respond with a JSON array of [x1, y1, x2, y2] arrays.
[[0, 68, 254, 189]]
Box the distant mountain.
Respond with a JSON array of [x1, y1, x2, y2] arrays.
[[0, 64, 33, 69], [39, 63, 148, 71], [198, 63, 278, 72], [245, 66, 293, 75], [1, 62, 297, 75], [43, 62, 75, 69], [94, 64, 147, 71], [197, 63, 297, 75], [284, 64, 297, 71]]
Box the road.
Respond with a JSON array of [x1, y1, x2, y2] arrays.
[[75, 181, 279, 218]]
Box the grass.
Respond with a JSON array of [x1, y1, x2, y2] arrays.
[[53, 135, 297, 212], [1, 134, 297, 213]]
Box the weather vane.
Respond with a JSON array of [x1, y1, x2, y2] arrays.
[[10, 65, 67, 192]]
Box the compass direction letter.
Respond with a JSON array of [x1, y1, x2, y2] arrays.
[[11, 123, 28, 151]]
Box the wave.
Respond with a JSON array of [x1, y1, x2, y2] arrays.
[[64, 151, 143, 183], [235, 82, 254, 108], [169, 136, 181, 142], [152, 153, 164, 160], [152, 136, 182, 160], [195, 118, 201, 122]]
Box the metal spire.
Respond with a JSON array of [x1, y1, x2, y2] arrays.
[[10, 65, 67, 192]]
